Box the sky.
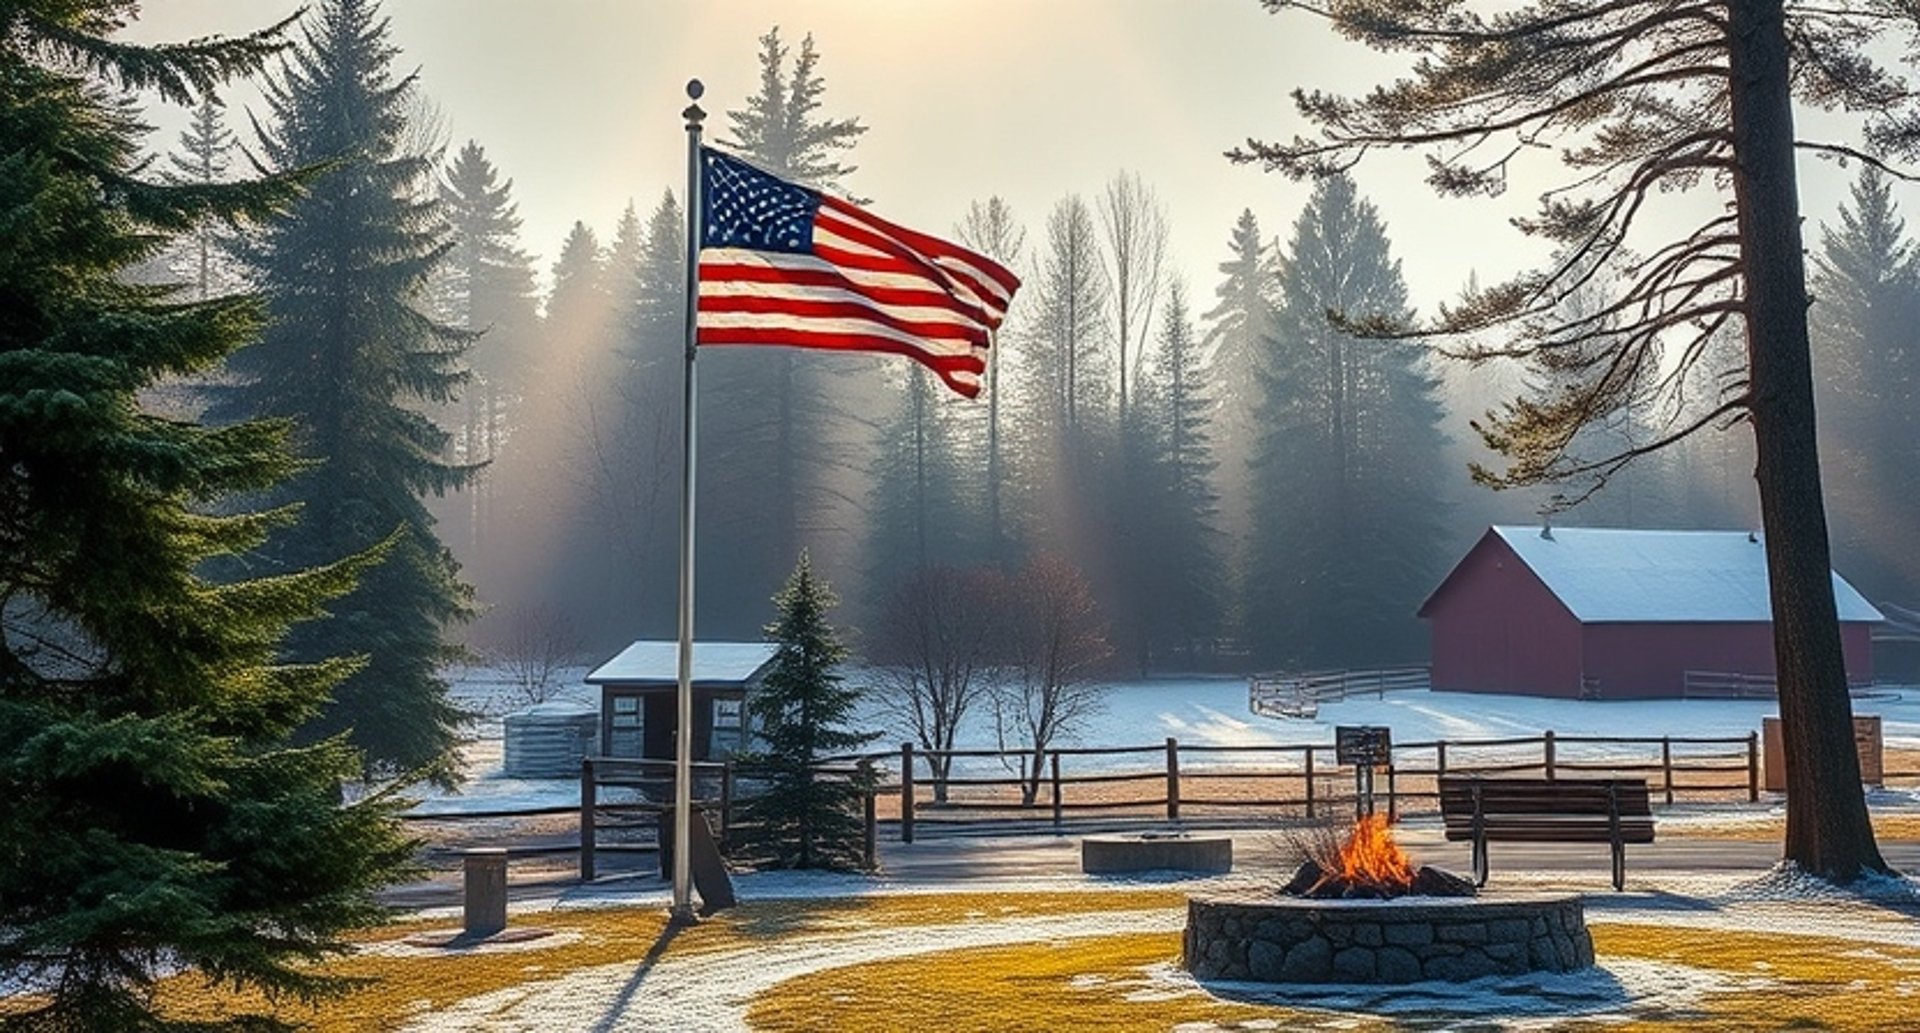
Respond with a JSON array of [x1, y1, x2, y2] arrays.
[[126, 1, 1886, 338]]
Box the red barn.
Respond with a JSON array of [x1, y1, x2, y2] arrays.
[[1418, 526, 1882, 699]]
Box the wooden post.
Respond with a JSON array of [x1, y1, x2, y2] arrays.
[[1050, 751, 1064, 830], [1303, 746, 1316, 819], [1166, 737, 1181, 821], [1661, 737, 1675, 805], [859, 759, 877, 869], [719, 761, 735, 847], [1543, 730, 1557, 781], [463, 848, 508, 938], [900, 743, 916, 844], [1747, 731, 1761, 802], [579, 757, 596, 882], [1436, 740, 1448, 779], [1386, 763, 1398, 822]]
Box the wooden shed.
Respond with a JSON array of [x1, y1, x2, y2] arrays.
[[1417, 526, 1883, 699], [585, 640, 778, 760]]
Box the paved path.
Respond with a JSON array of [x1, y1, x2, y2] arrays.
[[385, 820, 1920, 909]]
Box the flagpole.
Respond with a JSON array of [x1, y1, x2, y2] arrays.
[[671, 78, 705, 926]]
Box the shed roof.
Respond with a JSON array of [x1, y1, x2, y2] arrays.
[[586, 640, 780, 686], [1423, 526, 1883, 624]]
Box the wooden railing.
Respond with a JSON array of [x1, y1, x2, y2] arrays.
[[1249, 665, 1430, 719], [1683, 670, 1882, 700], [876, 730, 1766, 842]]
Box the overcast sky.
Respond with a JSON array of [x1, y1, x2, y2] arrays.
[[131, 1, 1882, 320]]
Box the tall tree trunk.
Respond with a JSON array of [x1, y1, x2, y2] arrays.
[[1727, 0, 1887, 880]]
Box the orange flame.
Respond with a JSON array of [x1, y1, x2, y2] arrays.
[[1337, 814, 1416, 889]]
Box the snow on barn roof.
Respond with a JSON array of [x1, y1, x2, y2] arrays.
[[585, 640, 779, 685], [1487, 525, 1884, 624]]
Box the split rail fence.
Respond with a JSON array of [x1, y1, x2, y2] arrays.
[[401, 730, 1920, 867]]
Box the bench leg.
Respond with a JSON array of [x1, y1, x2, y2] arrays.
[[1472, 837, 1488, 888], [1611, 840, 1625, 892]]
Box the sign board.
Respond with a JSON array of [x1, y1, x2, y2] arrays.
[[1763, 715, 1882, 792], [1335, 725, 1392, 767]]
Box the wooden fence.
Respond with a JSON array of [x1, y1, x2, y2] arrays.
[[878, 731, 1766, 842], [1249, 665, 1430, 719], [401, 727, 1920, 864]]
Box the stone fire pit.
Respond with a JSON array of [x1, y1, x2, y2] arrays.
[[1081, 832, 1232, 874], [1183, 893, 1593, 984]]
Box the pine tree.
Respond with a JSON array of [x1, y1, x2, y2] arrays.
[[220, 0, 473, 778], [1245, 175, 1445, 668], [162, 93, 239, 300], [1812, 167, 1920, 602], [865, 369, 977, 609], [1135, 282, 1225, 666], [1, 6, 414, 1028], [1234, 0, 1914, 880], [699, 27, 868, 634], [735, 553, 879, 870], [435, 139, 538, 565]]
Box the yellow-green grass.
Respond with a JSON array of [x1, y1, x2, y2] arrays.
[[749, 910, 1920, 1032], [148, 890, 1182, 1031], [7, 887, 1913, 1031], [1672, 813, 1920, 842]]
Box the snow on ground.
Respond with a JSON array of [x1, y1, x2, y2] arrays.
[[411, 665, 1920, 815], [389, 861, 1920, 1033]]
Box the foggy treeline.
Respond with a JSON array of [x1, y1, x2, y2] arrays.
[[148, 14, 1920, 686]]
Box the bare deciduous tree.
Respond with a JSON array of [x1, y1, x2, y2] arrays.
[[490, 603, 586, 708], [1098, 171, 1169, 417], [868, 566, 1008, 803], [991, 554, 1113, 805]]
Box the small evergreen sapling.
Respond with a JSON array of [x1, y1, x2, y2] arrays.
[[736, 553, 879, 871]]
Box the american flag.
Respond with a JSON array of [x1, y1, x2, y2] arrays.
[[697, 147, 1020, 399]]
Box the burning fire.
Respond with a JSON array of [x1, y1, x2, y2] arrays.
[[1334, 814, 1416, 892]]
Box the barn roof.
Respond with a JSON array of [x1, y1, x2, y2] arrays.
[[1457, 526, 1884, 624], [586, 640, 779, 686]]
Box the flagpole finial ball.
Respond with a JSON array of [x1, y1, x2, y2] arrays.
[[687, 79, 705, 101]]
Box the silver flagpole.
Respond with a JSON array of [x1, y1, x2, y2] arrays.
[[671, 79, 705, 926]]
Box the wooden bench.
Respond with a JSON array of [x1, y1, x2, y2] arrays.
[[1438, 777, 1655, 891]]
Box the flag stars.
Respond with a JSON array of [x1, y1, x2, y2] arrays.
[[701, 149, 818, 254]]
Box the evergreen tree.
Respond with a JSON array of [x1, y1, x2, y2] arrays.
[[700, 27, 868, 634], [736, 553, 878, 870], [0, 7, 414, 1028], [1812, 167, 1920, 602], [435, 139, 538, 566], [1135, 282, 1226, 667], [865, 369, 977, 610], [1235, 0, 1915, 880], [162, 93, 239, 300], [220, 0, 473, 777], [596, 192, 687, 639], [1200, 210, 1279, 643], [1245, 175, 1445, 668]]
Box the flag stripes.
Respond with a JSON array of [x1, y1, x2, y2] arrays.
[[695, 147, 1019, 398]]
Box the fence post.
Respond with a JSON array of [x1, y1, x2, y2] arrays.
[[900, 743, 916, 844], [1050, 752, 1064, 830], [1304, 746, 1316, 819], [579, 757, 596, 882], [1386, 763, 1398, 822], [859, 759, 877, 870], [1166, 737, 1181, 821], [1543, 730, 1557, 781], [1747, 731, 1760, 802], [720, 761, 735, 847], [1661, 737, 1675, 805], [1436, 741, 1448, 779]]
